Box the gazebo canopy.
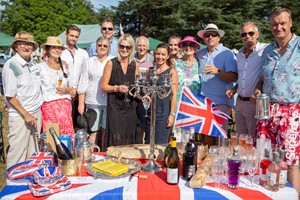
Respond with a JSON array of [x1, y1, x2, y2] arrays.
[[0, 32, 14, 47]]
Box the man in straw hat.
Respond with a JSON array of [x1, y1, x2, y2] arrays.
[[196, 23, 238, 146], [2, 32, 43, 168]]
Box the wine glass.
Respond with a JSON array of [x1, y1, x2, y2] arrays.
[[246, 148, 259, 186], [143, 98, 150, 117], [75, 147, 84, 178], [124, 81, 130, 103]]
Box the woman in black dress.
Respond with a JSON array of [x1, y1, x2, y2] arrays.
[[101, 34, 139, 150], [145, 43, 178, 144]]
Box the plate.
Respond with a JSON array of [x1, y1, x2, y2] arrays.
[[87, 156, 141, 179]]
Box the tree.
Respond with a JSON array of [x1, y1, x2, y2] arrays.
[[0, 0, 99, 44]]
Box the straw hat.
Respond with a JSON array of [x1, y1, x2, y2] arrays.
[[40, 36, 65, 50], [177, 36, 201, 49], [197, 23, 225, 39], [11, 31, 39, 51]]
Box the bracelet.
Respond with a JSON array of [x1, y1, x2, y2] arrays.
[[170, 112, 176, 117], [113, 85, 118, 92], [216, 69, 220, 75]]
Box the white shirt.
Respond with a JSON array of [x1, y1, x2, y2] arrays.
[[236, 42, 268, 97], [77, 55, 114, 106], [2, 53, 43, 116], [39, 62, 71, 102], [61, 46, 89, 88]]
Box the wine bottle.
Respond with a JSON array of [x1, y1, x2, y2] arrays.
[[167, 137, 179, 185], [49, 127, 73, 160], [164, 131, 174, 167], [183, 142, 196, 181], [277, 149, 287, 188], [266, 151, 281, 191], [259, 148, 271, 186]]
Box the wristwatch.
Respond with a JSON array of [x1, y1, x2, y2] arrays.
[[216, 69, 220, 75]]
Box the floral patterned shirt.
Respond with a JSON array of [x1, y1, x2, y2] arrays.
[[175, 58, 200, 102], [262, 34, 300, 104]]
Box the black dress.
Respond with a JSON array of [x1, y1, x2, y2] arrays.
[[105, 57, 139, 149]]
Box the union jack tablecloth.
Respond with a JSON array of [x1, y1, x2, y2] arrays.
[[0, 156, 298, 200]]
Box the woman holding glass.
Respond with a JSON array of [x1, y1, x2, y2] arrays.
[[77, 37, 114, 150], [101, 34, 139, 149], [39, 36, 74, 138], [145, 43, 178, 144]]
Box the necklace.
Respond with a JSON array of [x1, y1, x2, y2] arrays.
[[46, 60, 60, 70]]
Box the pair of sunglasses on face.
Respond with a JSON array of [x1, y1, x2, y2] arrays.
[[203, 32, 219, 38], [119, 44, 132, 50], [102, 27, 114, 31], [240, 31, 255, 38], [182, 43, 196, 48], [97, 44, 108, 48]]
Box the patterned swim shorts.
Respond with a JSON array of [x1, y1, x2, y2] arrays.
[[256, 103, 300, 166]]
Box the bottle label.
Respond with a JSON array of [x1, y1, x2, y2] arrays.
[[167, 168, 178, 184], [279, 170, 287, 185], [267, 171, 277, 186], [260, 168, 267, 181], [187, 165, 196, 179]]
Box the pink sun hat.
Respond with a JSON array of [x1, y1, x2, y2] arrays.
[[177, 36, 201, 49]]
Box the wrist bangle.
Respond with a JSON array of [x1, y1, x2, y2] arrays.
[[170, 112, 176, 117], [114, 85, 118, 92]]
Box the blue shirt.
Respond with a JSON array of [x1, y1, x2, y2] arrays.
[[87, 38, 118, 57], [196, 43, 237, 107], [262, 34, 300, 104]]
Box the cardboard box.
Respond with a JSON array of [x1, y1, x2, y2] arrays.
[[46, 123, 60, 153]]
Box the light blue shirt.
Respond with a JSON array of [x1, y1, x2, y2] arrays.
[[237, 42, 268, 97], [87, 38, 118, 57], [196, 43, 237, 107], [262, 34, 300, 104]]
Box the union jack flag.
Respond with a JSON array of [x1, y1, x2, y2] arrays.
[[5, 152, 56, 181], [174, 87, 230, 138]]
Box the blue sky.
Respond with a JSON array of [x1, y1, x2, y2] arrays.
[[91, 0, 121, 8]]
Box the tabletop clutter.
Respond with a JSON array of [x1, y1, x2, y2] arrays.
[[4, 123, 289, 197]]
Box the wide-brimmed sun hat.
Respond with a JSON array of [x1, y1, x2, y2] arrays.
[[11, 31, 39, 51], [177, 36, 201, 49], [197, 23, 225, 39], [40, 36, 65, 50]]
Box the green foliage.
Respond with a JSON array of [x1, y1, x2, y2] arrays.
[[0, 0, 99, 44]]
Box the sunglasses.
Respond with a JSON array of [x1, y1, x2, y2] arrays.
[[102, 27, 114, 31], [97, 44, 108, 48], [240, 31, 255, 37], [119, 44, 132, 50], [203, 32, 219, 38], [182, 43, 196, 48]]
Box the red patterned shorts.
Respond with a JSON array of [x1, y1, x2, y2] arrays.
[[256, 103, 300, 166]]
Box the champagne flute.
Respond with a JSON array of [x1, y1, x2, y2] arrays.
[[124, 81, 130, 103], [143, 98, 150, 117], [246, 148, 259, 186], [75, 147, 84, 178]]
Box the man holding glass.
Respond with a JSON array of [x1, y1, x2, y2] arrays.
[[2, 32, 43, 168], [196, 23, 237, 146], [226, 22, 267, 137], [254, 7, 300, 194]]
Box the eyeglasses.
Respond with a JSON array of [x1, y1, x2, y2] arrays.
[[97, 44, 108, 48], [102, 27, 114, 31], [182, 43, 196, 48], [203, 32, 219, 38], [119, 44, 132, 50], [240, 31, 255, 38], [17, 41, 34, 48]]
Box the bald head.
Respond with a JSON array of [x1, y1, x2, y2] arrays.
[[136, 36, 149, 57]]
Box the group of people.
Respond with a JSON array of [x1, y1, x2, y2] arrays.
[[2, 6, 300, 195]]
